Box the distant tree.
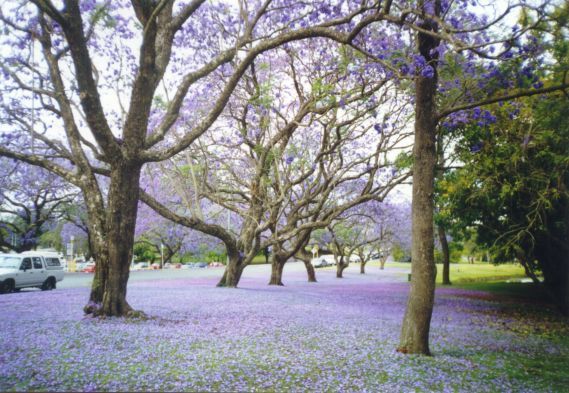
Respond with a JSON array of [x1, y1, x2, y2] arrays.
[[0, 161, 75, 252], [142, 45, 411, 288], [326, 212, 382, 278], [367, 197, 412, 271], [60, 201, 93, 259], [133, 241, 157, 264]]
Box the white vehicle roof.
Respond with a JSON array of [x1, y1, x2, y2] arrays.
[[21, 251, 62, 257], [0, 254, 24, 268]]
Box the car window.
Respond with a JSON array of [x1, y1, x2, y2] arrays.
[[45, 258, 61, 267], [32, 257, 43, 269], [21, 258, 32, 270]]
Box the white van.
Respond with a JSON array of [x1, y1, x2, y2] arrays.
[[23, 250, 69, 271], [311, 254, 337, 268], [0, 253, 65, 293]]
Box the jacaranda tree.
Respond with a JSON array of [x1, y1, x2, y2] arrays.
[[0, 160, 76, 252], [0, 1, 388, 316], [1, 1, 566, 357]]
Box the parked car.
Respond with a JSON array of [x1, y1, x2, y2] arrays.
[[312, 255, 337, 268], [82, 262, 96, 273], [349, 255, 361, 263], [0, 253, 64, 293], [151, 263, 161, 270], [131, 262, 149, 270], [73, 257, 87, 272], [311, 258, 331, 268]]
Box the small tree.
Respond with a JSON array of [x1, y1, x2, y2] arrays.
[[0, 161, 75, 252]]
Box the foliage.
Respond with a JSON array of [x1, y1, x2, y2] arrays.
[[434, 241, 463, 264], [440, 89, 569, 312], [391, 243, 410, 262], [133, 241, 157, 263], [434, 262, 526, 284]]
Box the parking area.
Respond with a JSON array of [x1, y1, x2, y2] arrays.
[[57, 266, 226, 289]]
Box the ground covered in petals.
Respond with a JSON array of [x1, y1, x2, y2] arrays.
[[1, 264, 568, 392]]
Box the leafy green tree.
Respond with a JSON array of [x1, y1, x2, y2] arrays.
[[133, 241, 158, 264], [443, 90, 569, 314]]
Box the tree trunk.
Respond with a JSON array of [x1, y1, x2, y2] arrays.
[[217, 251, 244, 287], [535, 209, 569, 315], [304, 260, 317, 282], [85, 219, 106, 305], [86, 238, 107, 309], [360, 261, 366, 274], [295, 249, 317, 282], [268, 254, 285, 286], [96, 164, 142, 317], [438, 225, 451, 285], [380, 257, 387, 270], [398, 14, 440, 356], [264, 247, 270, 264], [336, 259, 347, 278], [81, 181, 109, 313]]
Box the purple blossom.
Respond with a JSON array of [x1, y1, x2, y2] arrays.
[[421, 65, 435, 78], [470, 141, 484, 153]]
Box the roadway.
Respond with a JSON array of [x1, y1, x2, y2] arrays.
[[58, 265, 235, 288]]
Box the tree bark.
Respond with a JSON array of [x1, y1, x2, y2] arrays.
[[398, 12, 440, 356], [360, 261, 366, 274], [96, 164, 142, 316], [86, 237, 107, 307], [304, 260, 317, 282], [296, 248, 317, 282], [217, 250, 245, 287], [268, 253, 286, 286], [438, 225, 451, 285], [80, 178, 110, 312], [336, 258, 348, 278], [535, 208, 569, 315]]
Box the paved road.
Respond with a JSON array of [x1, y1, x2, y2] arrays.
[[58, 266, 234, 288], [58, 261, 409, 289], [59, 262, 308, 288]]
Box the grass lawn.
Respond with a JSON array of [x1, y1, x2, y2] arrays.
[[1, 263, 567, 392], [377, 261, 527, 284], [457, 281, 546, 298], [434, 262, 527, 284], [250, 254, 270, 264]]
